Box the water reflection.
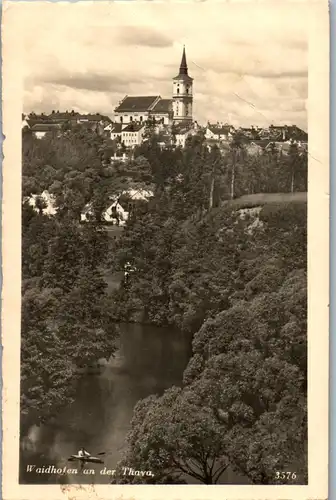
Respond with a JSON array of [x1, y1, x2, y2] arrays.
[[20, 323, 192, 484]]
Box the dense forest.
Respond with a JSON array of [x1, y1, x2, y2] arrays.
[[21, 125, 307, 484]]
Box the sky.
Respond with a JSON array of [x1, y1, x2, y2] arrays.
[[17, 1, 308, 129]]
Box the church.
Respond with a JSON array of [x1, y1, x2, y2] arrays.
[[113, 46, 193, 126]]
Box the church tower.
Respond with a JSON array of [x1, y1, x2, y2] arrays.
[[172, 46, 193, 123]]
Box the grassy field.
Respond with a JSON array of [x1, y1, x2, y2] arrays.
[[225, 192, 307, 208]]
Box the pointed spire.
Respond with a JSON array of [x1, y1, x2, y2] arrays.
[[179, 45, 188, 75]]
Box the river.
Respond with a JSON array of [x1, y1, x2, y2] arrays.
[[20, 322, 193, 485], [20, 263, 247, 485]]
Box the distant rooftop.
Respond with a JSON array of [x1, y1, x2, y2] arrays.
[[31, 123, 62, 132], [207, 124, 232, 135], [122, 123, 145, 132]]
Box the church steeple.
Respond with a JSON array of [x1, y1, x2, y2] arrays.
[[172, 45, 193, 124], [179, 45, 188, 76]]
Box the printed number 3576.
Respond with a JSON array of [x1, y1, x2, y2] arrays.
[[275, 471, 297, 480]]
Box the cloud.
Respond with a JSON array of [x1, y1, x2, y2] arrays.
[[116, 26, 173, 48], [18, 1, 308, 129], [41, 73, 145, 94]]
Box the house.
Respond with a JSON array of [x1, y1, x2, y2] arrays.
[[174, 125, 194, 148], [31, 123, 62, 139], [76, 113, 112, 133], [26, 111, 112, 135], [245, 141, 265, 156], [103, 201, 129, 226], [47, 110, 79, 123], [81, 200, 129, 225], [274, 140, 308, 156], [264, 125, 308, 142], [109, 123, 123, 140], [121, 123, 146, 148], [245, 139, 279, 155], [205, 124, 234, 141], [22, 114, 31, 129], [24, 191, 57, 215], [237, 126, 261, 140], [157, 133, 173, 149], [110, 152, 129, 163], [126, 188, 154, 201], [104, 123, 115, 136]]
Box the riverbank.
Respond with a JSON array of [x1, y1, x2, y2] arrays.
[[20, 322, 192, 484]]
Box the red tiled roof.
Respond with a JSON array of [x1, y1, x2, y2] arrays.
[[115, 96, 160, 113]]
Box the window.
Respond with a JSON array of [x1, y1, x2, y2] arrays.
[[140, 116, 143, 122], [177, 88, 180, 94], [130, 116, 133, 122], [186, 86, 189, 94], [120, 117, 123, 123]]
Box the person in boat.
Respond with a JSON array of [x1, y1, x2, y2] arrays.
[[78, 447, 90, 458], [77, 448, 91, 472]]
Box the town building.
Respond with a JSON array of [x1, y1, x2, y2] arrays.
[[205, 123, 234, 141], [22, 111, 112, 136], [114, 46, 193, 126], [30, 123, 63, 139], [174, 124, 195, 148], [121, 123, 146, 148], [106, 122, 146, 148]]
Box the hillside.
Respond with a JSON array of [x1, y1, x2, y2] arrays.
[[21, 126, 307, 483], [108, 197, 307, 484]]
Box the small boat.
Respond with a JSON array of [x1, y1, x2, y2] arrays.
[[68, 449, 105, 465], [68, 455, 104, 464]]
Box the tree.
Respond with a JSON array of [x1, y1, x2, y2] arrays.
[[114, 387, 229, 484], [114, 200, 307, 484], [21, 204, 117, 430]]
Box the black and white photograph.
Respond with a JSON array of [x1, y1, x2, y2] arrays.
[[1, 0, 329, 498]]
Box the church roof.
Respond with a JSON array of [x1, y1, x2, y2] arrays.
[[114, 96, 160, 113], [151, 99, 172, 114]]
